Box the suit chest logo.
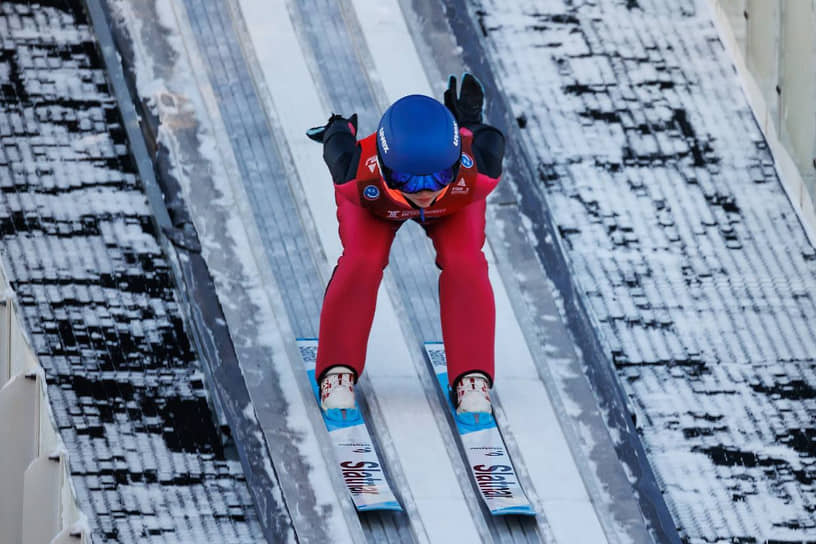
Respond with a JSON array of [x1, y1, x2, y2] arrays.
[[365, 155, 378, 173], [451, 177, 470, 195], [364, 185, 380, 200]]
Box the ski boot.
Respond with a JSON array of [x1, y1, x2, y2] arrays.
[[455, 372, 492, 414], [319, 365, 356, 411]]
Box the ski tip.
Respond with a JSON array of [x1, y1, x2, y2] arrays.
[[491, 505, 537, 517], [357, 500, 403, 513]]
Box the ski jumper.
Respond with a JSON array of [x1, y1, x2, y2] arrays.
[[316, 122, 505, 387]]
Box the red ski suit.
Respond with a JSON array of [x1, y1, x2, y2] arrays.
[[315, 127, 500, 387]]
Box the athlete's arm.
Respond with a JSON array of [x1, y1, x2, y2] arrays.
[[469, 124, 505, 179]]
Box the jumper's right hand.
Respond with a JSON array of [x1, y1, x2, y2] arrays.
[[306, 113, 358, 143]]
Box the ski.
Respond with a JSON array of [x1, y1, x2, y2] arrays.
[[423, 342, 535, 516], [297, 338, 402, 512]]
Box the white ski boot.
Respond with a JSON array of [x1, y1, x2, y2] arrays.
[[320, 365, 356, 410], [455, 372, 492, 414]]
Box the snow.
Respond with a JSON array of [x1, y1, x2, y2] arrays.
[[236, 0, 488, 540], [106, 0, 354, 540], [69, 511, 91, 537], [220, 0, 616, 540], [99, 0, 651, 538], [5, 0, 809, 541], [472, 0, 816, 540]]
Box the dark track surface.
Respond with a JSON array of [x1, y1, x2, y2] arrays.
[[0, 1, 265, 541], [5, 0, 815, 542], [461, 0, 816, 541]]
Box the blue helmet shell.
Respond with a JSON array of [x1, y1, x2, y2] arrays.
[[376, 95, 461, 175]]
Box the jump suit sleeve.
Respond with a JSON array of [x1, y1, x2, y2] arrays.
[[467, 123, 505, 179], [322, 117, 362, 184]]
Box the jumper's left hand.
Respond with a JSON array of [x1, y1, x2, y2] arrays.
[[444, 73, 485, 127]]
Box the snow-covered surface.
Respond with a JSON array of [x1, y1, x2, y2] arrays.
[[105, 0, 649, 540], [104, 0, 358, 541], [231, 0, 639, 541], [469, 0, 816, 541], [5, 0, 815, 542], [0, 1, 265, 542], [345, 0, 610, 541], [237, 1, 488, 540]]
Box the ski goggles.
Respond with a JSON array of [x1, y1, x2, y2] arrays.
[[380, 158, 460, 194]]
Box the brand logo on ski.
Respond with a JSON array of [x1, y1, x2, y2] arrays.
[[474, 464, 516, 498], [341, 461, 385, 496]]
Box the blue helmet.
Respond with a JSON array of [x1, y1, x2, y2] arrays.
[[376, 95, 461, 193]]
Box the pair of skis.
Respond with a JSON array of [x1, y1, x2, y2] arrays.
[[297, 338, 535, 516]]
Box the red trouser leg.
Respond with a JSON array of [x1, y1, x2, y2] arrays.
[[316, 196, 400, 381], [425, 200, 496, 387]]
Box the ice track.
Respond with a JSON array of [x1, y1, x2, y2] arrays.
[[3, 0, 815, 543]]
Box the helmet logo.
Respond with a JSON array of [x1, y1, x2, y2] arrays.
[[378, 127, 389, 153], [364, 185, 381, 200], [461, 153, 473, 168], [452, 121, 459, 147]]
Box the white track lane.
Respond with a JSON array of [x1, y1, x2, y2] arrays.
[[160, 0, 361, 541], [236, 0, 487, 541], [350, 0, 609, 542]]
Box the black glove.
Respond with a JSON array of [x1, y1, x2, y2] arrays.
[[306, 113, 358, 143], [444, 73, 484, 127]]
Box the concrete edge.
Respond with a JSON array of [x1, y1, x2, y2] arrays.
[[80, 1, 298, 541], [705, 0, 816, 248]]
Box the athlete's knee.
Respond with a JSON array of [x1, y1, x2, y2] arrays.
[[341, 250, 390, 275], [436, 249, 488, 274]]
